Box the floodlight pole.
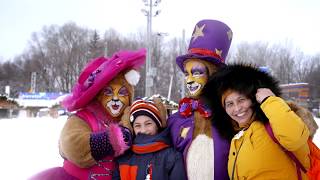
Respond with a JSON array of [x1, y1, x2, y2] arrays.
[[142, 0, 161, 97], [146, 0, 152, 97]]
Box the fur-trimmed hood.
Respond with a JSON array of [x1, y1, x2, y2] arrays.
[[201, 63, 281, 140], [203, 63, 281, 104], [202, 63, 318, 140]]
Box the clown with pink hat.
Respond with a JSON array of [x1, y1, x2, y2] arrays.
[[30, 49, 146, 180], [168, 19, 233, 180]]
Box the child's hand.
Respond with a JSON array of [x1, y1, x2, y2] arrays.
[[255, 88, 275, 104], [119, 106, 133, 133]]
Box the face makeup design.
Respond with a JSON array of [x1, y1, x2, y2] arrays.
[[184, 59, 209, 97], [98, 76, 130, 118]]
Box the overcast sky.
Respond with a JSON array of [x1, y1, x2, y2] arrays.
[[1, 0, 319, 61]]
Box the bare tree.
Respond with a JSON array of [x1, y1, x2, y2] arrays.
[[153, 36, 186, 102], [103, 28, 124, 56], [167, 37, 184, 101], [0, 57, 29, 96], [232, 41, 252, 63], [269, 44, 296, 84], [294, 52, 316, 82], [231, 41, 270, 66], [305, 54, 320, 99], [27, 22, 91, 92], [88, 30, 105, 59], [124, 31, 147, 98], [1, 22, 319, 105]]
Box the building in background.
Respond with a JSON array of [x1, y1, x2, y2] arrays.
[[0, 94, 19, 118], [143, 94, 179, 115], [17, 92, 68, 118], [280, 83, 310, 108]]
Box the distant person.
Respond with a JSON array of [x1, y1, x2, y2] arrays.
[[29, 49, 146, 180], [202, 64, 311, 180], [113, 98, 187, 180]]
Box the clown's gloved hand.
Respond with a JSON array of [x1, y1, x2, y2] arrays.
[[119, 106, 133, 134]]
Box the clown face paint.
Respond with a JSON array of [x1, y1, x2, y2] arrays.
[[184, 59, 209, 97], [97, 76, 130, 118]]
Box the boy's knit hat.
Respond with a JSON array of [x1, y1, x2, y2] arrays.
[[130, 99, 163, 128]]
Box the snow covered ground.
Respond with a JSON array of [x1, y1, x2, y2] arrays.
[[0, 116, 319, 180], [0, 116, 67, 180], [314, 117, 320, 145]]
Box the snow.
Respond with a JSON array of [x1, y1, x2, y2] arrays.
[[313, 117, 320, 146], [0, 116, 319, 180], [0, 116, 67, 180]]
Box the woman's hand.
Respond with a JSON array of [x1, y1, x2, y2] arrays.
[[256, 88, 275, 104]]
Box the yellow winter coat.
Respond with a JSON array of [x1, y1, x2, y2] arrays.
[[228, 96, 310, 180]]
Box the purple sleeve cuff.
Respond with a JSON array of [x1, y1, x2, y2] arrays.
[[90, 131, 114, 161], [120, 127, 132, 147]]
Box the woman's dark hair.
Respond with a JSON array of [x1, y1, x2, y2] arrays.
[[201, 63, 281, 141]]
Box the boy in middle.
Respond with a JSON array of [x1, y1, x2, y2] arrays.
[[113, 98, 187, 180]]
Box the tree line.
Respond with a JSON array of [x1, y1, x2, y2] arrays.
[[0, 22, 319, 104]]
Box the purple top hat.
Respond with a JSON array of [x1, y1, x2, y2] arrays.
[[176, 19, 233, 71]]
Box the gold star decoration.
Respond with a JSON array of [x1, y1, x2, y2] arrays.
[[215, 48, 222, 58], [227, 30, 233, 41], [191, 24, 206, 42], [180, 127, 190, 139]]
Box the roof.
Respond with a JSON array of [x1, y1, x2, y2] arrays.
[[143, 94, 178, 109], [0, 94, 18, 109], [17, 92, 68, 108]]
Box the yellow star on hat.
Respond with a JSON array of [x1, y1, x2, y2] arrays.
[[191, 24, 206, 41], [215, 48, 222, 58]]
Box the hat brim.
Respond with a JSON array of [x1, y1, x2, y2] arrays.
[[176, 53, 225, 71], [63, 49, 146, 111]]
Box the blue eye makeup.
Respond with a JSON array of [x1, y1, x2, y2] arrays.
[[119, 86, 129, 96], [191, 66, 206, 76], [103, 87, 113, 96]]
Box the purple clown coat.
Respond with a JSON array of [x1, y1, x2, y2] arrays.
[[168, 112, 230, 180]]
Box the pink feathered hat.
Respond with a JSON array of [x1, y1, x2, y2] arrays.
[[62, 48, 146, 112]]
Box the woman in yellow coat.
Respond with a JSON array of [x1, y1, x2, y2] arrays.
[[202, 64, 310, 180]]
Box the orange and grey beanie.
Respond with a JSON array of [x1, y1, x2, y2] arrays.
[[130, 99, 163, 128]]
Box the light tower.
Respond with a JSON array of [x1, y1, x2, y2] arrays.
[[141, 0, 161, 97]]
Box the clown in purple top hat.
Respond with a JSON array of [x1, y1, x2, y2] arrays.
[[168, 19, 233, 180]]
